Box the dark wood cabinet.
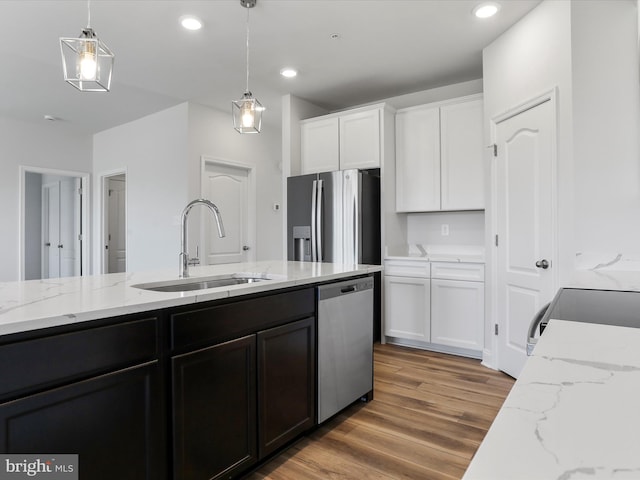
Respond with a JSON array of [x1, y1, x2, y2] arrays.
[[172, 335, 257, 480], [257, 317, 316, 458], [169, 287, 317, 479], [0, 361, 164, 480], [0, 284, 324, 480]]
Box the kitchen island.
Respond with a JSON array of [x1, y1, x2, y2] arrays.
[[463, 317, 640, 479], [0, 261, 380, 480]]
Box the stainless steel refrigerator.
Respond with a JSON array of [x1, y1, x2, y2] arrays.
[[287, 169, 380, 265]]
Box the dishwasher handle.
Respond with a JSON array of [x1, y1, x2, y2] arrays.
[[318, 277, 374, 301]]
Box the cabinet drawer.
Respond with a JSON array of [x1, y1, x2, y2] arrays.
[[384, 260, 430, 278], [0, 317, 158, 400], [430, 262, 484, 282], [170, 288, 315, 350]]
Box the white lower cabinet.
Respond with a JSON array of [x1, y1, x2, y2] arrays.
[[384, 275, 430, 342], [431, 278, 484, 351], [384, 259, 484, 357]]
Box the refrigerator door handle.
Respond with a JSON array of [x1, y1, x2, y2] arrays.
[[311, 180, 317, 262], [343, 171, 358, 265], [317, 179, 324, 262]]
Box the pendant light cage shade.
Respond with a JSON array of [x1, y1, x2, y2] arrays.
[[233, 92, 263, 134], [60, 28, 114, 92]]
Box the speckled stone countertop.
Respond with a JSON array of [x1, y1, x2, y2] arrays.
[[463, 319, 640, 480], [0, 261, 381, 336]]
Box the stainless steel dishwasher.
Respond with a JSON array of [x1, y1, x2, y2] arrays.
[[317, 276, 374, 423]]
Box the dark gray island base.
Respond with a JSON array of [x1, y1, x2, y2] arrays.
[[0, 277, 374, 480]]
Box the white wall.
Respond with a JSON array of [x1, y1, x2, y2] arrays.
[[407, 211, 485, 247], [187, 102, 284, 262], [93, 104, 189, 273], [0, 116, 91, 282], [571, 0, 640, 254], [481, 0, 640, 368]]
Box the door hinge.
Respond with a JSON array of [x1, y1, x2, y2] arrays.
[[108, 189, 112, 197], [78, 187, 83, 195], [495, 234, 499, 247], [494, 324, 499, 335], [493, 144, 498, 157], [78, 234, 83, 241]]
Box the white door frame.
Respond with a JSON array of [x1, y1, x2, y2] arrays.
[[200, 156, 256, 263], [19, 165, 90, 281], [99, 169, 128, 274], [488, 88, 559, 371]]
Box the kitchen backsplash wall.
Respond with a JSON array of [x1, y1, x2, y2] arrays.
[[406, 211, 484, 246]]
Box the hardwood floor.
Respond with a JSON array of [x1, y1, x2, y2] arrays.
[[248, 343, 514, 480]]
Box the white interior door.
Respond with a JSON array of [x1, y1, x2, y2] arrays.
[[42, 182, 60, 278], [107, 176, 126, 273], [202, 162, 251, 265], [58, 178, 78, 277], [496, 99, 556, 378]]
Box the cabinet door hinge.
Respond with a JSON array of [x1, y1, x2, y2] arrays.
[[494, 324, 499, 335], [493, 144, 498, 157], [495, 234, 499, 247]]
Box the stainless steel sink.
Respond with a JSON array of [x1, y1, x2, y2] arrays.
[[132, 274, 269, 293]]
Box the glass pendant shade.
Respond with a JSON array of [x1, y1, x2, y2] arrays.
[[232, 92, 263, 134], [60, 28, 114, 92]]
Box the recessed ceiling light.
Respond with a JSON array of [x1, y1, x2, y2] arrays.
[[180, 15, 203, 30], [473, 2, 500, 18], [330, 33, 341, 40], [43, 115, 58, 122], [280, 68, 298, 78]]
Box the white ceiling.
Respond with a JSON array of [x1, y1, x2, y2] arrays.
[[0, 0, 541, 135]]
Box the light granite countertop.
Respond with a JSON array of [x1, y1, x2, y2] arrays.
[[0, 261, 380, 337], [463, 319, 640, 480]]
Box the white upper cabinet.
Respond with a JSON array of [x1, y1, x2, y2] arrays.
[[300, 105, 384, 174], [300, 117, 339, 174], [440, 99, 484, 210], [395, 106, 440, 212], [395, 95, 484, 212], [339, 109, 381, 170]]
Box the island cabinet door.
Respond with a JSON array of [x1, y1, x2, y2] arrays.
[[0, 361, 164, 480], [172, 335, 257, 480], [257, 316, 316, 458]]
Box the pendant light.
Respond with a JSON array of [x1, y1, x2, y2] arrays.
[[232, 0, 263, 133], [60, 0, 114, 92]]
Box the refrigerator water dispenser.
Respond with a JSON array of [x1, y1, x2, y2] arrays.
[[292, 226, 311, 261]]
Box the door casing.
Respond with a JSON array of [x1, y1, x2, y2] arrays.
[[19, 166, 90, 281]]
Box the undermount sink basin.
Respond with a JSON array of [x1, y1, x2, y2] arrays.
[[132, 274, 270, 293]]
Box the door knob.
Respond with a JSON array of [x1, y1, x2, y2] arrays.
[[242, 246, 250, 251], [535, 259, 550, 269]]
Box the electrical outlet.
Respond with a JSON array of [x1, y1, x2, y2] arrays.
[[441, 224, 449, 236]]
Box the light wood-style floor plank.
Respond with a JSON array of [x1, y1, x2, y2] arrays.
[[248, 343, 514, 479]]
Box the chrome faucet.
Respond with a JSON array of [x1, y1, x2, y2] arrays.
[[179, 199, 225, 278]]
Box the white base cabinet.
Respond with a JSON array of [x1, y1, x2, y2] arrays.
[[384, 259, 484, 358], [384, 275, 430, 342], [431, 278, 484, 351]]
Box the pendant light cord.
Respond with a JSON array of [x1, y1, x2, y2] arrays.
[[245, 5, 250, 93], [87, 0, 91, 28]]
